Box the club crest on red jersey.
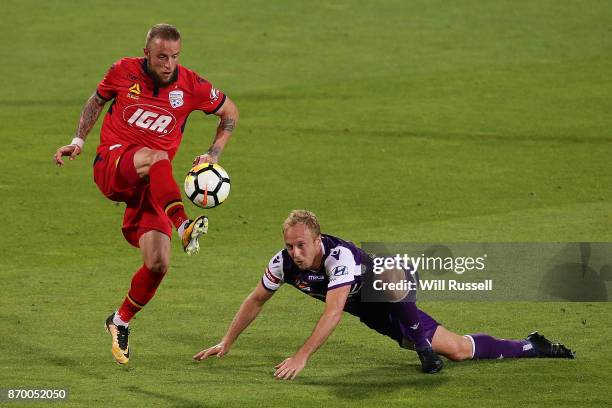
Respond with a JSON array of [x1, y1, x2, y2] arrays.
[[169, 90, 184, 108]]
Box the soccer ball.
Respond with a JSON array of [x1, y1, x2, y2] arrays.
[[184, 163, 231, 208]]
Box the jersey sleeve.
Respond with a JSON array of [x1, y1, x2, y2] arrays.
[[325, 247, 358, 290], [96, 60, 123, 101], [261, 251, 284, 292], [192, 75, 226, 114]]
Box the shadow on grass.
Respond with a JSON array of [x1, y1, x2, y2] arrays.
[[123, 385, 211, 408], [298, 364, 450, 400]]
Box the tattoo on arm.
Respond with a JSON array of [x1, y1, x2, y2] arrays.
[[219, 118, 236, 133], [93, 93, 107, 106], [207, 145, 221, 157], [75, 92, 106, 141]]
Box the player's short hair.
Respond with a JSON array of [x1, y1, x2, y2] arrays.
[[145, 23, 181, 47], [283, 210, 321, 238]]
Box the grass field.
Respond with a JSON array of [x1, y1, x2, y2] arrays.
[[1, 0, 611, 407]]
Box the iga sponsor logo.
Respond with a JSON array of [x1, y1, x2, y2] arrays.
[[123, 104, 176, 135]]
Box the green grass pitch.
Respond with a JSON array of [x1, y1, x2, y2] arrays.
[[1, 0, 611, 407]]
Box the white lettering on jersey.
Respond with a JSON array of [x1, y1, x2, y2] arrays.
[[135, 111, 159, 128], [127, 108, 144, 125], [122, 104, 177, 135], [149, 115, 173, 132]]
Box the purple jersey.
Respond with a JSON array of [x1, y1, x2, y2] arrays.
[[261, 234, 366, 304], [260, 233, 441, 349]]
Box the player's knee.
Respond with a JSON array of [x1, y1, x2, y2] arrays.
[[141, 149, 168, 166], [447, 340, 473, 361], [440, 339, 472, 362], [149, 149, 169, 164], [146, 256, 169, 276], [134, 148, 169, 177], [137, 147, 168, 166]]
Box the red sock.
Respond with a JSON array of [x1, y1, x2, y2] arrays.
[[148, 159, 189, 229], [117, 264, 165, 323]]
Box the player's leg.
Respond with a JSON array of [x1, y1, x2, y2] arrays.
[[432, 327, 575, 360], [465, 332, 575, 359], [463, 332, 536, 360], [129, 147, 208, 255], [105, 230, 171, 364], [116, 230, 171, 323], [372, 267, 442, 372], [430, 324, 534, 361], [431, 326, 473, 361], [431, 323, 537, 361], [355, 302, 443, 374], [389, 302, 443, 373], [389, 302, 430, 349]]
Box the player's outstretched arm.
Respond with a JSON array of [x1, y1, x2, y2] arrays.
[[193, 96, 239, 165], [193, 281, 273, 361], [274, 285, 350, 380], [54, 92, 107, 166]]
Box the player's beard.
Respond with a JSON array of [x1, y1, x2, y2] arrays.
[[294, 259, 309, 270], [148, 62, 176, 87]]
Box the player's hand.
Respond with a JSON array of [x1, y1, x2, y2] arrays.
[[274, 355, 307, 380], [193, 342, 229, 361], [54, 144, 81, 166], [192, 153, 218, 166]]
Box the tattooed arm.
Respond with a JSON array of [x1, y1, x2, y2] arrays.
[[193, 96, 239, 165], [74, 92, 107, 143], [54, 92, 107, 166]]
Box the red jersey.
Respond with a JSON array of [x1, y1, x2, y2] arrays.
[[96, 57, 226, 160]]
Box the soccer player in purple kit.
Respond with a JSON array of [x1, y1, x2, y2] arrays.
[[194, 210, 575, 379]]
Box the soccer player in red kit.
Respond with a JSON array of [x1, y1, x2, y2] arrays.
[[54, 24, 239, 365]]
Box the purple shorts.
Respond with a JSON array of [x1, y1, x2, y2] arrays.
[[347, 302, 440, 350]]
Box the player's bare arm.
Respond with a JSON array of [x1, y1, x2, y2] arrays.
[[54, 92, 107, 166], [193, 96, 239, 165], [274, 284, 350, 380], [193, 281, 273, 361]]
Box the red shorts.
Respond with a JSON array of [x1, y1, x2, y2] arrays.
[[93, 144, 172, 247]]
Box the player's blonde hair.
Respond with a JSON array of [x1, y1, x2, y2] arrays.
[[145, 23, 181, 47], [283, 210, 321, 237]]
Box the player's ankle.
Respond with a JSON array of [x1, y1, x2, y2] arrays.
[[112, 311, 130, 327], [177, 219, 190, 238]]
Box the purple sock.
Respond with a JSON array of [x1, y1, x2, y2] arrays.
[[390, 302, 430, 349], [467, 333, 537, 359]]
